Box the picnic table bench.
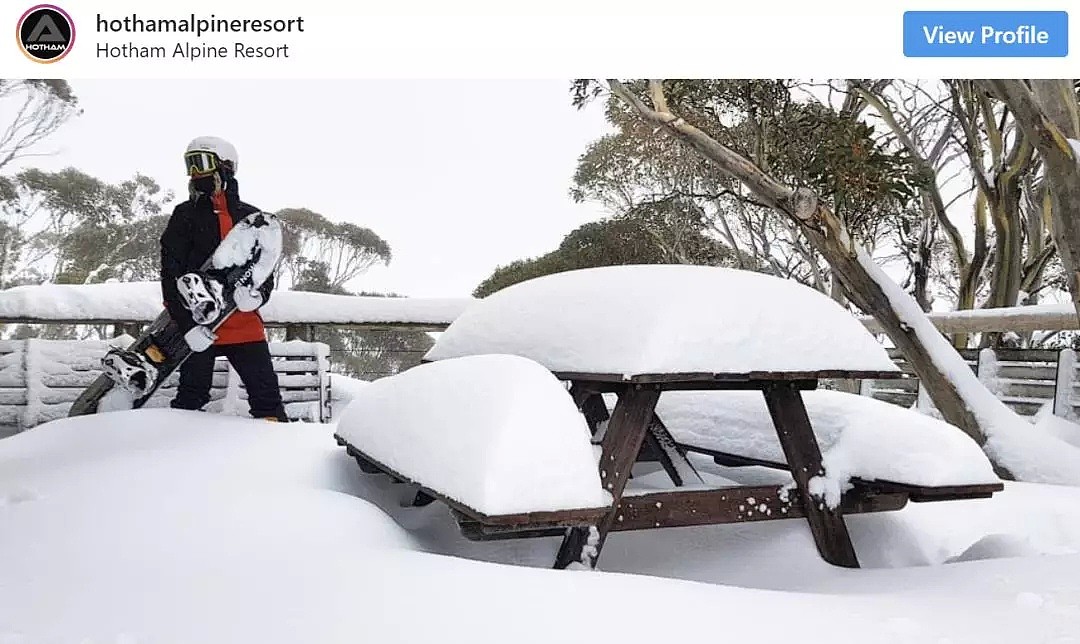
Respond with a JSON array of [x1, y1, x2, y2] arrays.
[[335, 265, 1005, 570]]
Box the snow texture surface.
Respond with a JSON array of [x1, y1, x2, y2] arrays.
[[329, 373, 369, 416], [0, 281, 470, 325], [658, 389, 1000, 495], [858, 247, 1080, 485], [336, 354, 609, 515], [4, 412, 1080, 643], [426, 265, 899, 376]]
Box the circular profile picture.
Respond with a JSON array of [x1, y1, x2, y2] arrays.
[[16, 5, 75, 63]]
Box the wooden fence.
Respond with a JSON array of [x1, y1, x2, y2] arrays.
[[0, 339, 332, 433], [860, 347, 1079, 420]]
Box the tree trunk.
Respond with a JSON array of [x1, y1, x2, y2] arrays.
[[980, 80, 1080, 325], [608, 81, 999, 463]]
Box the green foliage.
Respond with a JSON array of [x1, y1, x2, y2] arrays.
[[474, 205, 745, 297], [283, 246, 431, 380], [574, 80, 927, 241], [13, 168, 167, 228], [1, 80, 78, 105], [277, 207, 391, 290], [54, 214, 168, 284], [474, 255, 571, 298], [0, 168, 173, 287]]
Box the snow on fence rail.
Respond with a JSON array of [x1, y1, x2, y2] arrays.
[[0, 339, 332, 434], [0, 282, 470, 330], [860, 303, 1080, 334]]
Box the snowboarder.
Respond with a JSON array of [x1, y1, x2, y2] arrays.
[[160, 136, 289, 421]]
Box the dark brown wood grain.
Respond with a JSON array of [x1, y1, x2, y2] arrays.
[[610, 485, 908, 532], [554, 386, 661, 569], [762, 383, 860, 568], [644, 413, 701, 487], [679, 442, 1004, 502]]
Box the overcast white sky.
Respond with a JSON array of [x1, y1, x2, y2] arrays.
[[8, 80, 613, 298]]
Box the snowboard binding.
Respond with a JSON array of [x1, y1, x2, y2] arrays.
[[177, 272, 227, 326], [101, 348, 159, 399]]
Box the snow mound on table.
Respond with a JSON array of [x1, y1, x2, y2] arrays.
[[336, 354, 608, 515], [657, 389, 999, 495], [426, 265, 899, 376]]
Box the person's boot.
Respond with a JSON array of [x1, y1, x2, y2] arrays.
[[253, 409, 290, 423]]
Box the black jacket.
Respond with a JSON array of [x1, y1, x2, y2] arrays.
[[159, 178, 274, 329]]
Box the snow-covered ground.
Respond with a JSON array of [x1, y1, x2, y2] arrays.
[[3, 409, 1080, 643]]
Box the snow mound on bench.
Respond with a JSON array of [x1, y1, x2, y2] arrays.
[[336, 354, 608, 515], [426, 265, 898, 376], [659, 389, 999, 496]]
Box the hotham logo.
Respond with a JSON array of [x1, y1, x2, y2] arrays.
[[16, 5, 74, 63]]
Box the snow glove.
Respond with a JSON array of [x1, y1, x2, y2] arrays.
[[233, 287, 265, 312], [184, 326, 217, 353]]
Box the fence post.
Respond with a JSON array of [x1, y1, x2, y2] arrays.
[[1054, 348, 1077, 420], [20, 339, 37, 431], [976, 348, 999, 394], [317, 343, 331, 422], [916, 381, 937, 414]]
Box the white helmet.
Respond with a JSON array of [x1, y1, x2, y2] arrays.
[[184, 136, 239, 176]]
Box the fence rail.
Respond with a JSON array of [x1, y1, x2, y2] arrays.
[[3, 291, 1080, 426], [860, 347, 1080, 420], [859, 303, 1079, 334]]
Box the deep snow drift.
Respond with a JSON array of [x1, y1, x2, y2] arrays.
[[2, 410, 1080, 643]]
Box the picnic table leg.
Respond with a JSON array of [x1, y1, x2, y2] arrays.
[[554, 385, 661, 570], [569, 382, 699, 488], [762, 382, 860, 568], [570, 383, 611, 440]]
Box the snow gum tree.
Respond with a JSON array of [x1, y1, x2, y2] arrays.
[[581, 79, 1029, 477]]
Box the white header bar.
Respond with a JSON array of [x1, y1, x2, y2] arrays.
[[3, 0, 1075, 78]]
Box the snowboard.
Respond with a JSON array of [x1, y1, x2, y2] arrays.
[[68, 211, 284, 417]]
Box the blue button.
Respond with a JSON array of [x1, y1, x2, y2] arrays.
[[904, 11, 1068, 57]]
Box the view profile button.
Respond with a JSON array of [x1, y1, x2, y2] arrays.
[[904, 11, 1068, 57]]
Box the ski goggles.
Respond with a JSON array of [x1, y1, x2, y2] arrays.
[[185, 151, 220, 177]]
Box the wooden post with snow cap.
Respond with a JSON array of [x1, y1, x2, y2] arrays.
[[1054, 348, 1077, 420], [976, 349, 1000, 396]]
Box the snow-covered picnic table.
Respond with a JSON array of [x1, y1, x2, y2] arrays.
[[337, 265, 1004, 569]]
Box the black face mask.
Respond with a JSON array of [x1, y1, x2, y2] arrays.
[[190, 174, 218, 195]]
